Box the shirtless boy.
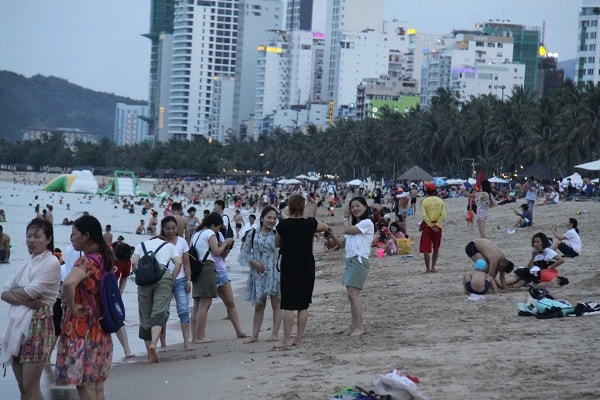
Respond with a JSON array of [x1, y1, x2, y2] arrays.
[[464, 238, 514, 290]]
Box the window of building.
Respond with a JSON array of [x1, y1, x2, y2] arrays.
[[497, 43, 503, 48], [476, 41, 484, 47], [589, 56, 596, 63], [487, 42, 495, 47]]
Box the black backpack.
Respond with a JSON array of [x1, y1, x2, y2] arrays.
[[221, 214, 234, 239], [189, 234, 210, 282], [135, 241, 169, 286]]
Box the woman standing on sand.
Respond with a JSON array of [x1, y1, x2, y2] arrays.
[[55, 215, 114, 399], [159, 216, 192, 350], [238, 206, 283, 343], [275, 195, 329, 347], [326, 197, 375, 336], [1, 218, 60, 400]]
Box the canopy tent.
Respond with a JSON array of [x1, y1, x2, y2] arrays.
[[295, 174, 310, 179], [446, 178, 466, 185], [346, 179, 363, 186], [306, 176, 319, 181], [488, 176, 509, 184], [574, 159, 600, 171], [277, 178, 302, 185], [398, 165, 433, 181], [561, 172, 584, 188]]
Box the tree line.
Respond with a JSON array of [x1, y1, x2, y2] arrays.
[[1, 80, 599, 181]]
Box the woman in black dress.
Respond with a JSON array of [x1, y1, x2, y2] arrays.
[[275, 194, 329, 347]]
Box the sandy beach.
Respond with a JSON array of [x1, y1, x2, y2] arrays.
[[1, 172, 600, 399]]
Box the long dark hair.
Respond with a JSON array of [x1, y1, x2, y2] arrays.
[[27, 217, 54, 252], [73, 215, 114, 272], [569, 218, 579, 234], [348, 196, 369, 225], [199, 212, 223, 230]]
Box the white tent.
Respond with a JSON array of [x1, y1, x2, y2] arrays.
[[446, 178, 465, 185], [488, 176, 509, 184], [347, 179, 363, 186], [295, 174, 310, 179], [286, 178, 301, 184], [561, 172, 584, 188], [574, 159, 600, 171], [306, 176, 319, 181]]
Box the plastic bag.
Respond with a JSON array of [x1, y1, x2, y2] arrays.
[[395, 239, 413, 255], [373, 370, 430, 400]]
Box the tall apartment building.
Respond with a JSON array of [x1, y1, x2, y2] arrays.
[[232, 0, 284, 139], [114, 103, 151, 146], [322, 0, 386, 110], [478, 20, 541, 95], [155, 33, 174, 142], [575, 0, 600, 87], [167, 0, 239, 141], [420, 32, 525, 108], [144, 0, 176, 140]]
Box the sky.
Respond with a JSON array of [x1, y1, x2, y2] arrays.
[[0, 0, 582, 100]]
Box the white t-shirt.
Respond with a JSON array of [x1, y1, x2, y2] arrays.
[[133, 238, 180, 270], [190, 228, 216, 263], [344, 218, 375, 261], [167, 236, 190, 279], [562, 228, 582, 253], [533, 248, 558, 264]]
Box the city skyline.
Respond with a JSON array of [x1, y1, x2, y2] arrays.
[[0, 0, 582, 100]]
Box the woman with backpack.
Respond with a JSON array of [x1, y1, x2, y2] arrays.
[[238, 206, 283, 343], [189, 212, 234, 344], [55, 215, 115, 398]]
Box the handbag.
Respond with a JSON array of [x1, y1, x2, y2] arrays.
[[135, 241, 168, 286]]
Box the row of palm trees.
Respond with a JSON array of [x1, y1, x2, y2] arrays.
[[0, 80, 598, 181]]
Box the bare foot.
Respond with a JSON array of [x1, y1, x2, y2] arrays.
[[125, 353, 135, 358], [244, 336, 259, 344], [292, 338, 303, 346], [348, 329, 364, 336], [431, 268, 438, 273], [148, 345, 160, 363], [237, 332, 250, 338], [183, 344, 193, 351], [193, 337, 214, 344], [336, 326, 353, 335], [265, 335, 279, 342], [274, 340, 293, 349]]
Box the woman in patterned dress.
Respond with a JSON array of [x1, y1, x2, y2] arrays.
[[238, 206, 282, 343], [1, 218, 61, 399], [55, 215, 114, 399]]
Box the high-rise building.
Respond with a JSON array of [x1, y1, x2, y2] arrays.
[[155, 33, 173, 143], [538, 56, 564, 98], [322, 0, 386, 106], [478, 20, 541, 95], [167, 0, 239, 141], [232, 0, 284, 139], [144, 0, 176, 140], [575, 0, 600, 87], [420, 32, 525, 108], [114, 103, 151, 146]]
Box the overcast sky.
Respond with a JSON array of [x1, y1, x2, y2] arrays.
[[0, 0, 582, 100]]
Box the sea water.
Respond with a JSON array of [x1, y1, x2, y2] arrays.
[[0, 181, 249, 399]]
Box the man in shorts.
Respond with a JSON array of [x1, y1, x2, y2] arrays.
[[464, 238, 514, 290], [419, 183, 446, 273]]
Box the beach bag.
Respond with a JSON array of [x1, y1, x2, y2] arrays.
[[395, 238, 413, 255], [85, 255, 125, 334], [189, 235, 210, 282], [135, 241, 168, 286], [536, 298, 575, 318]]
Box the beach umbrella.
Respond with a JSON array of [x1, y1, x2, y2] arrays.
[[277, 179, 288, 184], [488, 176, 509, 184], [285, 178, 301, 184], [347, 179, 363, 186], [306, 176, 319, 181], [295, 174, 310, 179], [561, 172, 584, 188], [574, 159, 600, 171]]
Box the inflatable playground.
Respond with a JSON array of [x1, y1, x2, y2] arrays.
[[98, 171, 149, 196], [43, 170, 149, 196]]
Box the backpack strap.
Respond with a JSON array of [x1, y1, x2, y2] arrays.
[[192, 233, 211, 260], [80, 254, 104, 318]]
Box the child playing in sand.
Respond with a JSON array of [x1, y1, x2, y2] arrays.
[[463, 259, 498, 296]]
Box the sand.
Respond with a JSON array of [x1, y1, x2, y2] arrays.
[[1, 172, 600, 399]]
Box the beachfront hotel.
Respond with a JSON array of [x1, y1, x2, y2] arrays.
[[575, 0, 600, 87]]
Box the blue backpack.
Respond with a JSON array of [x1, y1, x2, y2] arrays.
[[85, 255, 126, 333]]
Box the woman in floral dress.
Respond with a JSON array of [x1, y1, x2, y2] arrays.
[[55, 215, 114, 399], [238, 206, 282, 343]]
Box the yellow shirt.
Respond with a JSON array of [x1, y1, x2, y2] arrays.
[[421, 195, 446, 228]]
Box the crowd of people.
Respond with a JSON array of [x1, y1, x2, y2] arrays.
[[0, 172, 589, 399]]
